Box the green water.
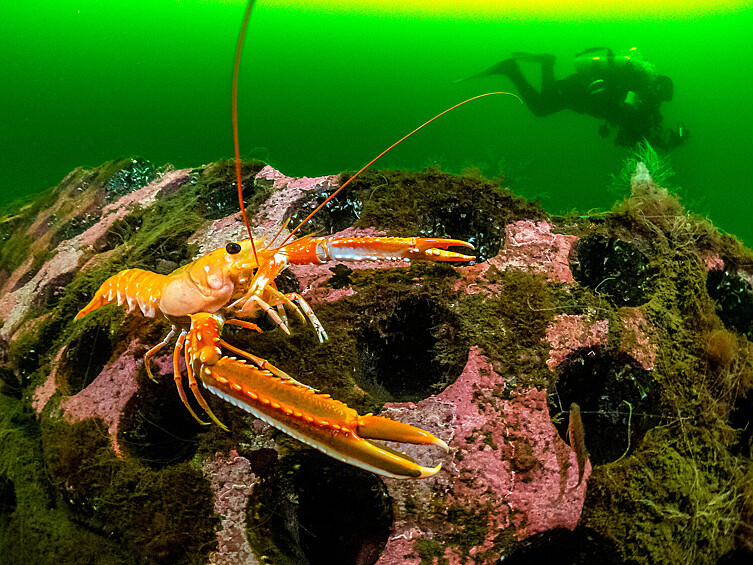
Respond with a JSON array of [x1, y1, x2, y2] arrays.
[[2, 1, 752, 245]]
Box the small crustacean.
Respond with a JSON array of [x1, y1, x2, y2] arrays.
[[567, 402, 589, 488], [76, 0, 514, 478]]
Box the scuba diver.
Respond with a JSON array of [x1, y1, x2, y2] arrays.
[[458, 47, 687, 150]]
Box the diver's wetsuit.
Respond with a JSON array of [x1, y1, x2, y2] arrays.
[[477, 52, 683, 150]]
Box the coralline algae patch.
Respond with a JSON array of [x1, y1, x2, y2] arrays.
[[376, 347, 589, 565], [1, 157, 752, 565]]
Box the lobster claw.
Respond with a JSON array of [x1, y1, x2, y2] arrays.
[[284, 236, 475, 265], [184, 313, 448, 479], [201, 357, 449, 478], [407, 237, 476, 261], [355, 413, 449, 478]]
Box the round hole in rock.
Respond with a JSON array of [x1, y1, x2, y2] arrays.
[[356, 291, 468, 402], [246, 451, 393, 565], [499, 526, 628, 564], [706, 268, 753, 338], [288, 190, 364, 236], [418, 200, 503, 263], [572, 236, 656, 307], [196, 161, 262, 221], [61, 324, 115, 394], [717, 548, 753, 565], [549, 346, 659, 465], [118, 369, 204, 469], [0, 474, 16, 515]]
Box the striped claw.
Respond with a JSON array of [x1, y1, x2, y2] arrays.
[[185, 313, 446, 479], [408, 237, 476, 261], [358, 413, 449, 451], [284, 236, 475, 265]]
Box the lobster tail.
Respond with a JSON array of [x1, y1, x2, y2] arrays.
[[76, 269, 168, 319]]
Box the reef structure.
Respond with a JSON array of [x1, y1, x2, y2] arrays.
[[0, 156, 751, 564]]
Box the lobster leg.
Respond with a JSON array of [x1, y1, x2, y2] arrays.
[[220, 338, 314, 390], [285, 292, 327, 342], [185, 312, 447, 479], [183, 338, 228, 431], [173, 330, 209, 426], [144, 326, 175, 382], [229, 295, 291, 334]]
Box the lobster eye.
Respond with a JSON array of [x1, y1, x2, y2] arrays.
[[225, 242, 242, 254]]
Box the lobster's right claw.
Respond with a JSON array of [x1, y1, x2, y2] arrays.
[[204, 359, 448, 478], [186, 312, 447, 478]]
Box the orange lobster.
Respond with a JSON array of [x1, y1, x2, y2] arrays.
[[76, 0, 515, 478]]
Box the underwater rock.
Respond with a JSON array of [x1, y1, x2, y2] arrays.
[[59, 342, 173, 455], [32, 346, 66, 413], [0, 239, 84, 341], [0, 168, 189, 342], [2, 160, 753, 564], [254, 165, 340, 231], [490, 220, 579, 283], [376, 347, 588, 564], [618, 306, 656, 371], [545, 314, 609, 371]]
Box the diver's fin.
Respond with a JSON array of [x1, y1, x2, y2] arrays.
[[511, 52, 556, 65], [453, 58, 518, 84]]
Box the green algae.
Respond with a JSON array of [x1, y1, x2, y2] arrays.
[[582, 428, 743, 564], [561, 158, 753, 562], [0, 396, 134, 565], [40, 415, 218, 564]]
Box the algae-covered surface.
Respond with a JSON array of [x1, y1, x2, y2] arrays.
[[0, 149, 752, 564]]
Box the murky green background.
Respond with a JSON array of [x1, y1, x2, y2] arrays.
[[2, 1, 752, 244]]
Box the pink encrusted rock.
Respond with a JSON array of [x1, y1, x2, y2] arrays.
[[1, 255, 33, 294], [188, 213, 248, 257], [489, 220, 579, 283], [0, 239, 84, 340], [79, 168, 191, 248], [32, 346, 67, 414], [253, 165, 340, 232], [60, 342, 172, 455], [0, 169, 190, 341], [618, 307, 656, 370], [453, 262, 504, 297], [545, 314, 609, 371], [376, 347, 588, 564], [203, 450, 260, 565], [702, 251, 724, 272], [504, 387, 589, 537]]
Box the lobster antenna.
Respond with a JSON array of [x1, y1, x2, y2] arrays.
[[233, 0, 258, 263], [277, 91, 522, 249]]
